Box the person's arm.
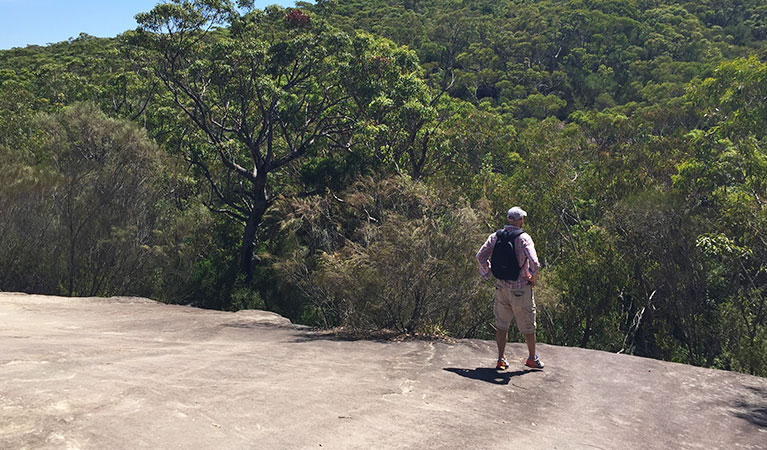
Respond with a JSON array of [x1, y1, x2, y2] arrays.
[[476, 233, 497, 280], [517, 233, 540, 285]]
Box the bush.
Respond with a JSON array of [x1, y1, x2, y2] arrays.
[[276, 176, 495, 337], [0, 103, 178, 297]]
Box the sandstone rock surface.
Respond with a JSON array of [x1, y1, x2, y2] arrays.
[[1, 292, 765, 449]]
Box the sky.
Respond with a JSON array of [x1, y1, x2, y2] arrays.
[[0, 0, 301, 50]]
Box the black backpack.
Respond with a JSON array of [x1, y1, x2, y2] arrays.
[[490, 229, 524, 281]]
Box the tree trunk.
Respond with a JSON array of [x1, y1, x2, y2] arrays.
[[240, 174, 269, 284], [581, 309, 592, 348]]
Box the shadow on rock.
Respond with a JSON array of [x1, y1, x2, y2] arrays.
[[734, 385, 767, 428], [443, 367, 532, 385], [291, 329, 447, 343]]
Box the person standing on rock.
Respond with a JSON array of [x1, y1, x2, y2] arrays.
[[476, 206, 543, 370]]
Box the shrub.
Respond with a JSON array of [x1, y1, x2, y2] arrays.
[[276, 176, 494, 337]]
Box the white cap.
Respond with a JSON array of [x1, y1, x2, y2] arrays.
[[507, 207, 527, 221]]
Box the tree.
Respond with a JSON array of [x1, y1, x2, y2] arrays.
[[673, 56, 767, 374], [276, 175, 493, 336], [43, 103, 172, 296], [135, 0, 421, 282], [0, 103, 173, 296]]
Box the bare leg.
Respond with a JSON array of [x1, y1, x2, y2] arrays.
[[524, 333, 536, 359], [496, 328, 508, 359]]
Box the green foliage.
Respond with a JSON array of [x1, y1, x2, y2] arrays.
[[670, 56, 767, 374], [133, 1, 428, 283], [312, 0, 761, 116], [0, 103, 181, 296], [275, 176, 494, 336], [546, 225, 627, 350]]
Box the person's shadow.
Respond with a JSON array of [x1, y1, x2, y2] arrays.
[[443, 367, 532, 385]]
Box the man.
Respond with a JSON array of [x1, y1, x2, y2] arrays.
[[476, 206, 543, 370]]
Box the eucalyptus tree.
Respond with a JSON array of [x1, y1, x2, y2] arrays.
[[135, 0, 421, 282], [0, 102, 170, 296], [677, 57, 767, 374]]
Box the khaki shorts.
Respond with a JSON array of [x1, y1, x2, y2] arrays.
[[494, 282, 536, 335]]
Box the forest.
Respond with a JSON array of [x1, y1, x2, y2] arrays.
[[1, 0, 766, 376]]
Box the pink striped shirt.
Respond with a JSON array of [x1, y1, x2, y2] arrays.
[[476, 225, 540, 289]]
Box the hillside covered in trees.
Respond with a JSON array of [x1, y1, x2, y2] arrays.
[[1, 0, 766, 376]]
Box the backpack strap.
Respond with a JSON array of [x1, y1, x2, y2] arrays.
[[511, 230, 526, 266], [496, 229, 524, 242]]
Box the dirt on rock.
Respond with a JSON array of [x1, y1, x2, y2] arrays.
[[1, 292, 765, 449]]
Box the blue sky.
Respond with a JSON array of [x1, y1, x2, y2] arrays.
[[0, 1, 301, 50]]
